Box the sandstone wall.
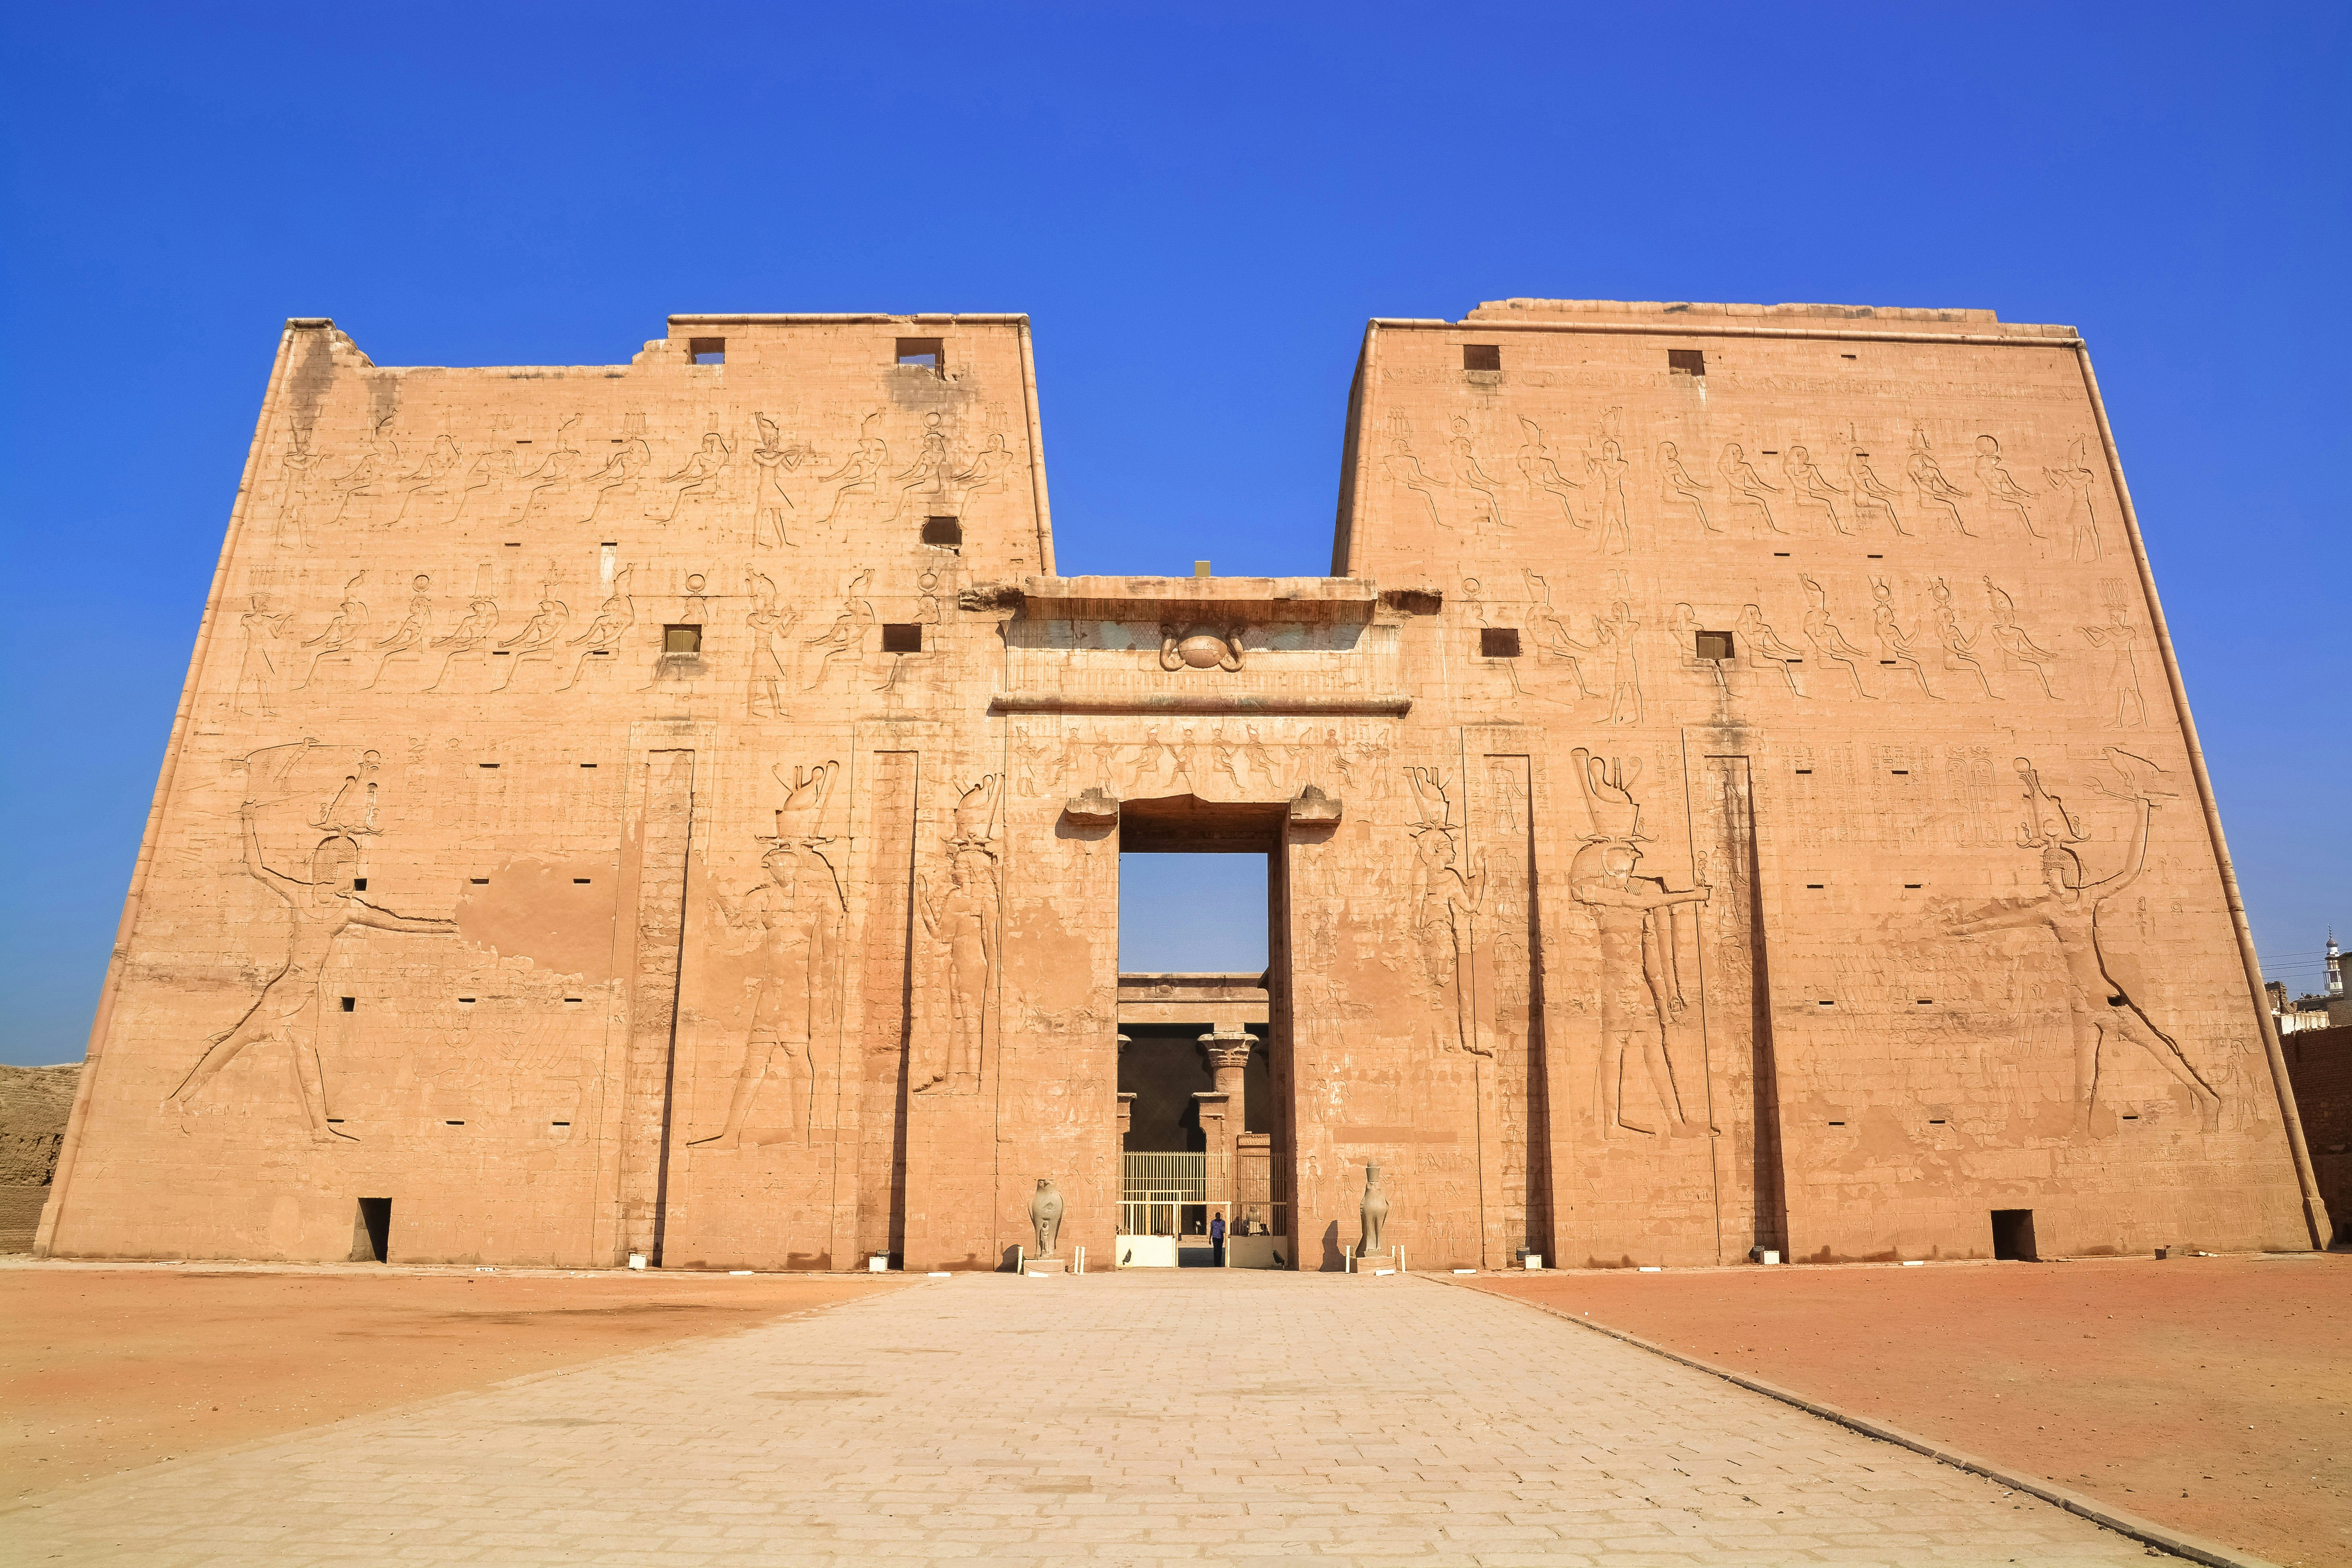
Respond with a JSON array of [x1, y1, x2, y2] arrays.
[[36, 300, 2323, 1271], [2, 1064, 81, 1251]]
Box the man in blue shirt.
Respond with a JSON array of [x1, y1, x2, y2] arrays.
[[1210, 1211, 1227, 1266]]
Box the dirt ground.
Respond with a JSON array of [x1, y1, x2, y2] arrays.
[[0, 1264, 912, 1505], [1468, 1253, 2351, 1568]]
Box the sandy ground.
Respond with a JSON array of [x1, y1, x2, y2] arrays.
[[1468, 1252, 2351, 1568], [0, 1263, 911, 1504]]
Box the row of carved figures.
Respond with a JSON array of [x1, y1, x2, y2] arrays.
[[1512, 569, 2153, 723], [1393, 415, 2110, 558], [223, 564, 942, 715], [267, 409, 1016, 549], [168, 732, 2215, 1150]]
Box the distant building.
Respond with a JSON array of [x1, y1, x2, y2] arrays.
[[2273, 933, 2350, 1035]]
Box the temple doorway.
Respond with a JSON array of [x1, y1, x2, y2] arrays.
[[1114, 799, 1291, 1268]]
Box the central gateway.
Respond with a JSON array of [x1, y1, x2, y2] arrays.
[[35, 303, 2330, 1271]]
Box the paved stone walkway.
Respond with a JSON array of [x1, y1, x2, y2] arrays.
[[10, 1270, 2176, 1565]]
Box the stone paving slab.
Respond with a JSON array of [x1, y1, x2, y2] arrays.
[[9, 1271, 2180, 1565]]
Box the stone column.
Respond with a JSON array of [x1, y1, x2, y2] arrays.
[[1196, 1031, 1254, 1210]]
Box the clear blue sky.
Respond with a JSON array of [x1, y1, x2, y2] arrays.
[[3, 4, 2345, 1062]]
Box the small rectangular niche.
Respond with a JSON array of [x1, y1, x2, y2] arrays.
[[1866, 553, 1884, 560], [1794, 768, 1814, 774], [1480, 627, 1521, 658], [895, 336, 943, 370], [921, 516, 963, 549], [663, 624, 703, 654], [340, 996, 356, 1013], [1462, 344, 1501, 372], [1772, 550, 1792, 558], [1916, 998, 1934, 1006], [444, 1119, 466, 1126], [564, 996, 583, 1004], [351, 878, 367, 891], [1890, 768, 1910, 775], [1827, 1120, 1846, 1127], [580, 762, 597, 769], [478, 762, 500, 770], [470, 878, 489, 885], [689, 336, 726, 365], [1668, 348, 1706, 376], [1805, 882, 1825, 888], [882, 623, 924, 654], [353, 1198, 391, 1263], [1928, 1118, 1947, 1125], [1903, 882, 1923, 888], [458, 996, 476, 1004], [1840, 352, 1858, 360], [1816, 998, 1836, 1006], [573, 878, 592, 885], [1695, 630, 1734, 661], [1990, 1208, 2038, 1262], [550, 1121, 571, 1130]]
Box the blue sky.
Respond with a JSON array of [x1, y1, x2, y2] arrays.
[[2, 3, 2345, 1061]]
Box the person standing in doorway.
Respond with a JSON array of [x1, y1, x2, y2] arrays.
[[1210, 1211, 1227, 1267]]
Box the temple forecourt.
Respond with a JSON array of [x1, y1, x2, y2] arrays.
[[36, 301, 2332, 1273]]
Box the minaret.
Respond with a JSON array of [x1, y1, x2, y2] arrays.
[[2328, 930, 2344, 999]]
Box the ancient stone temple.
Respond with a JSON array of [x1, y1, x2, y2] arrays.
[[36, 302, 2332, 1271]]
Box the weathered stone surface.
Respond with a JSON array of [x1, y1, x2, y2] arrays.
[[2, 1064, 80, 1252], [35, 302, 2326, 1270]]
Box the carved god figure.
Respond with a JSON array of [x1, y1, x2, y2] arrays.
[[1028, 1177, 1064, 1257]]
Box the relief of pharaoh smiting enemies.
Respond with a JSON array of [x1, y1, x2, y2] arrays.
[[168, 741, 458, 1142], [1945, 752, 2223, 1134]]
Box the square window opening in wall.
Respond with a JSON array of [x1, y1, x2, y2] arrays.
[[881, 623, 924, 654], [340, 996, 356, 1013], [664, 624, 703, 654], [1990, 1208, 2038, 1261], [895, 336, 943, 371], [1695, 630, 1734, 661], [351, 877, 366, 891], [1668, 348, 1706, 376], [1462, 344, 1501, 372], [922, 516, 963, 549], [688, 336, 726, 365], [1480, 627, 1522, 658]]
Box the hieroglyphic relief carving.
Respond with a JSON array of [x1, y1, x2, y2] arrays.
[[939, 430, 1017, 517], [1948, 757, 2219, 1133], [1974, 436, 2043, 539], [230, 594, 294, 717], [812, 410, 887, 527], [393, 434, 463, 526], [1522, 419, 1589, 529], [1593, 602, 1643, 724], [1733, 603, 1808, 696], [516, 416, 585, 527], [1984, 576, 2060, 700], [584, 426, 654, 528], [1403, 767, 1488, 1060], [423, 594, 498, 693], [1782, 445, 1847, 534], [559, 566, 634, 690], [691, 760, 846, 1148], [748, 414, 814, 546], [1847, 443, 1910, 536], [327, 417, 403, 526], [916, 776, 1000, 1093], [1672, 604, 1728, 694], [1656, 440, 1714, 533], [1448, 417, 1506, 530], [1868, 578, 1938, 699], [2046, 436, 2103, 561], [1798, 574, 1876, 699], [1593, 439, 1632, 554], [886, 412, 953, 521], [646, 430, 732, 522], [1906, 426, 1974, 536], [1569, 750, 1710, 1137], [1718, 443, 1785, 534], [1524, 570, 1600, 700], [363, 575, 434, 689], [294, 573, 369, 690], [493, 580, 569, 691], [168, 746, 456, 1140], [803, 569, 875, 691], [272, 433, 330, 550], [1384, 416, 1449, 531], [1927, 578, 1998, 698], [2079, 584, 2148, 728], [744, 571, 798, 718]]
